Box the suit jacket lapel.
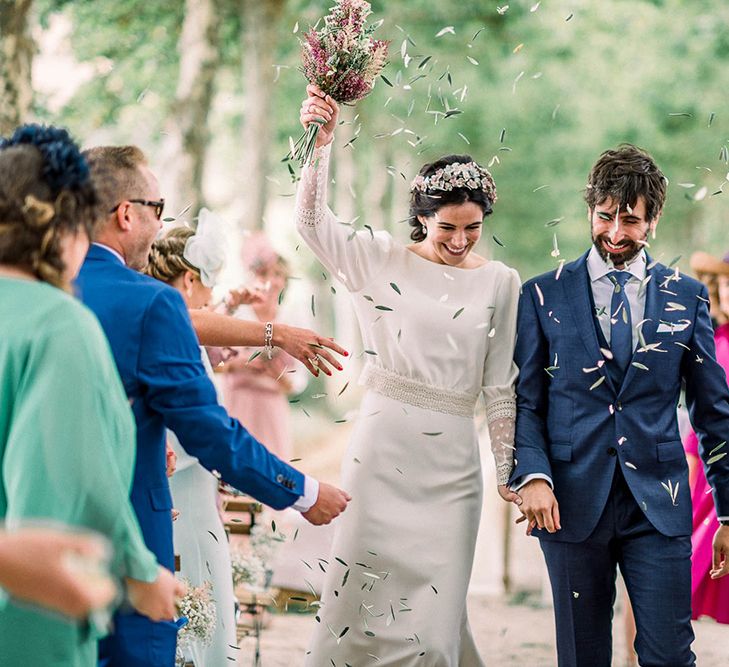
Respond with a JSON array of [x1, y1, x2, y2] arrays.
[[562, 251, 617, 394]]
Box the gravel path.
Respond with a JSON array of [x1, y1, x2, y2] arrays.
[[231, 410, 729, 666], [236, 593, 728, 666]]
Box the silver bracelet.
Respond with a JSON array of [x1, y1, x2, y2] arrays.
[[264, 322, 274, 360]]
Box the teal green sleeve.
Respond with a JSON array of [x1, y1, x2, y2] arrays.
[[2, 313, 158, 582]]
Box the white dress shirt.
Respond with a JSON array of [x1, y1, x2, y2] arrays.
[[587, 245, 648, 350], [92, 242, 126, 265]]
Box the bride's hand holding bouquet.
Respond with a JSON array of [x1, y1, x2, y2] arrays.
[[291, 0, 388, 165], [300, 84, 340, 149]]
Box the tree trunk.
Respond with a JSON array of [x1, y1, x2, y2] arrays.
[[167, 0, 221, 220], [238, 0, 285, 231], [0, 0, 34, 136]]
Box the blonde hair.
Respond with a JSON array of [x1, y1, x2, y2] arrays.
[[82, 145, 149, 232], [144, 226, 199, 284]]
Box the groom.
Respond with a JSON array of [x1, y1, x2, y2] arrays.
[[512, 144, 729, 666]]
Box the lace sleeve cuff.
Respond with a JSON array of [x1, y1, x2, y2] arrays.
[[486, 400, 516, 486], [486, 397, 516, 423], [495, 460, 514, 487], [295, 142, 332, 229]]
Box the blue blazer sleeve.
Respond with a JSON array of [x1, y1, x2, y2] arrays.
[[137, 288, 304, 510], [510, 281, 553, 484], [682, 285, 729, 519]]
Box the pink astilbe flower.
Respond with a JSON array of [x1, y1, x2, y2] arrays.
[[300, 2, 387, 105], [325, 0, 370, 35], [291, 0, 389, 165], [337, 71, 370, 103]]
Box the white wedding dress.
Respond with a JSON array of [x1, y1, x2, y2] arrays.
[[296, 143, 520, 666], [169, 349, 237, 666]]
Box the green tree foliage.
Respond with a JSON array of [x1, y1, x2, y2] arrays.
[[32, 0, 729, 278]]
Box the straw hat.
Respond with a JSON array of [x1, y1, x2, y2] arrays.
[[689, 251, 729, 276]]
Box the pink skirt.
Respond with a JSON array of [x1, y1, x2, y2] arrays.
[[685, 431, 729, 624]]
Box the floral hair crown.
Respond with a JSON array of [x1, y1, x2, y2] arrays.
[[410, 161, 497, 204]]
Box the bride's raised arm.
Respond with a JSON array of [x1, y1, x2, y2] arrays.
[[294, 85, 391, 293]]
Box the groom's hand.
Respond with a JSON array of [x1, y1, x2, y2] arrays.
[[710, 525, 729, 579], [518, 479, 561, 533]]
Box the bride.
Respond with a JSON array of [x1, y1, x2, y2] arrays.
[[296, 84, 521, 666]]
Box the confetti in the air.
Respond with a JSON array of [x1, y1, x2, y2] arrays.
[[661, 480, 680, 506]]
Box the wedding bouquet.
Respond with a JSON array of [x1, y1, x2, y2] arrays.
[[291, 0, 389, 165], [176, 580, 216, 648]]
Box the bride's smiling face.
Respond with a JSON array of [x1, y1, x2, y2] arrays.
[[418, 201, 484, 267]]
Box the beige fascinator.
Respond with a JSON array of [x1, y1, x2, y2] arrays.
[[183, 207, 227, 287]]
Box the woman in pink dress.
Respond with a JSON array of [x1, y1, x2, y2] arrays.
[[220, 233, 306, 461], [685, 250, 729, 623]]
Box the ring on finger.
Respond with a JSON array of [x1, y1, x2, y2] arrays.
[[308, 356, 319, 366]]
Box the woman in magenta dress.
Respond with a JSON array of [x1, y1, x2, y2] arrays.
[[685, 250, 729, 623]]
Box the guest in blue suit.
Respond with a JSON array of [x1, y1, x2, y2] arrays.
[[511, 145, 729, 667], [75, 145, 351, 667]]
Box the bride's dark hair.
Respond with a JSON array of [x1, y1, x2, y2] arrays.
[[407, 154, 494, 242]]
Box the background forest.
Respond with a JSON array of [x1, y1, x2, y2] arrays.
[[3, 0, 729, 324]]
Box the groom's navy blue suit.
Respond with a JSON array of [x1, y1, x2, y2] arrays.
[[76, 245, 305, 667], [512, 250, 729, 666]]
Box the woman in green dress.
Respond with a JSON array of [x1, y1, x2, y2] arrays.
[[0, 125, 182, 666]]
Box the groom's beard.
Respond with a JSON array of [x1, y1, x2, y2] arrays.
[[592, 232, 647, 268]]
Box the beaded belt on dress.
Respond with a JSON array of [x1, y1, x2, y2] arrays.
[[360, 364, 478, 418]]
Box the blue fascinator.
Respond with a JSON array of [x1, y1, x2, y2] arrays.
[[0, 124, 91, 195]]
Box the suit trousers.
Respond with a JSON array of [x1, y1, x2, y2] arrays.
[[539, 465, 695, 667]]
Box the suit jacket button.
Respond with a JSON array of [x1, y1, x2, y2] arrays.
[[276, 474, 284, 483], [606, 447, 617, 456], [616, 402, 623, 411]]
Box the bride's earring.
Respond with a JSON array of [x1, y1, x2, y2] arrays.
[[421, 224, 427, 236]]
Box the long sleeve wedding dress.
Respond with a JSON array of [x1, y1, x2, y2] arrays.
[[296, 143, 519, 666]]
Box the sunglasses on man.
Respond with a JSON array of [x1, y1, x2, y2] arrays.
[[109, 199, 165, 220]]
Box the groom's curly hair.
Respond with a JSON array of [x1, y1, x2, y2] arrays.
[[584, 144, 667, 222]]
